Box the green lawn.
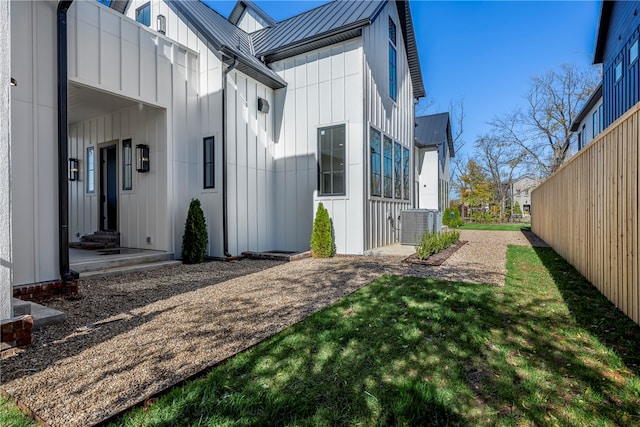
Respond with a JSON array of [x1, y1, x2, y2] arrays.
[[0, 395, 37, 427], [459, 223, 531, 231], [4, 246, 640, 426]]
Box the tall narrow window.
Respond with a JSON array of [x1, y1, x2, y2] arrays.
[[615, 61, 623, 82], [87, 146, 95, 193], [402, 147, 409, 200], [383, 136, 393, 198], [122, 139, 132, 190], [393, 142, 402, 199], [630, 39, 639, 65], [370, 128, 382, 197], [389, 18, 397, 101], [318, 125, 345, 196], [203, 136, 215, 189], [592, 111, 599, 138], [136, 2, 151, 26]]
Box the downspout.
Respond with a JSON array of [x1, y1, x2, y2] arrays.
[[57, 1, 78, 282], [221, 55, 238, 258]]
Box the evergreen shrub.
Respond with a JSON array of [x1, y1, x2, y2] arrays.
[[182, 198, 208, 264], [310, 202, 334, 258]]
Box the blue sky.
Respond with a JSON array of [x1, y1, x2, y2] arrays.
[[207, 0, 602, 157]]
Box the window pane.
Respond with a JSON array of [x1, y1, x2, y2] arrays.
[[203, 136, 214, 188], [383, 136, 393, 198], [136, 2, 150, 26], [388, 18, 396, 45], [394, 142, 402, 199], [631, 40, 639, 64], [389, 44, 397, 101], [122, 139, 132, 190], [615, 61, 622, 81], [403, 147, 409, 200], [370, 128, 381, 196], [86, 147, 95, 193], [318, 125, 346, 196]]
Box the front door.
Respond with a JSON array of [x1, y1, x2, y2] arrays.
[[100, 145, 118, 231]]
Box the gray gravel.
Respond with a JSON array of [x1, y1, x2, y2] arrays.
[[0, 230, 548, 427]]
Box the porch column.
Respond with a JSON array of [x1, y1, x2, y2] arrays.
[[0, 0, 12, 320]]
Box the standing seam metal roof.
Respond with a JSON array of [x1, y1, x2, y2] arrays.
[[228, 0, 277, 28], [415, 113, 455, 157], [167, 0, 286, 88]]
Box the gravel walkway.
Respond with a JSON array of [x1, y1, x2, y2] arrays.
[[0, 230, 548, 426]]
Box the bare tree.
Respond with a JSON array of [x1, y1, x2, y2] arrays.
[[448, 98, 467, 203], [490, 64, 599, 176], [475, 134, 525, 220]]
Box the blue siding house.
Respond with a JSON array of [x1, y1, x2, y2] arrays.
[[594, 1, 640, 128]]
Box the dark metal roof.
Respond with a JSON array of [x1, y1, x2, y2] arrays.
[[250, 0, 425, 98], [570, 82, 603, 131], [593, 0, 613, 64], [228, 0, 277, 28], [415, 113, 454, 157], [108, 0, 129, 14], [167, 1, 286, 89]]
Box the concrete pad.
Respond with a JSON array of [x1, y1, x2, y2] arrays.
[[12, 298, 31, 316], [79, 260, 182, 279], [364, 243, 416, 257], [29, 302, 66, 330]]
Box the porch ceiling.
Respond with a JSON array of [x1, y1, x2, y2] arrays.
[[68, 83, 139, 123]]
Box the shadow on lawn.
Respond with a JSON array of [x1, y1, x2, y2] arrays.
[[114, 246, 640, 427]]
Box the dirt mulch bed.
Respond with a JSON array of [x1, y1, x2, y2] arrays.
[[402, 240, 468, 266]]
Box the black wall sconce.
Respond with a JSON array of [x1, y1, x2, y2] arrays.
[[136, 144, 150, 173], [157, 14, 166, 34], [258, 97, 270, 114], [68, 158, 79, 181]]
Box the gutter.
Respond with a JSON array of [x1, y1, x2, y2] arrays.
[[221, 56, 238, 258], [57, 0, 78, 282]]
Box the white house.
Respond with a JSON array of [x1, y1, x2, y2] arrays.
[[510, 176, 540, 216], [414, 113, 454, 211], [6, 0, 426, 298], [570, 82, 603, 150]]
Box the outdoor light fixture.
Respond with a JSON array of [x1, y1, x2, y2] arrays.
[[257, 97, 270, 114], [68, 158, 79, 181], [10, 78, 17, 87], [136, 144, 150, 173], [157, 15, 166, 34]]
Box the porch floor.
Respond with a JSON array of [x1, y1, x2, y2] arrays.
[[70, 248, 178, 278], [364, 243, 416, 257]]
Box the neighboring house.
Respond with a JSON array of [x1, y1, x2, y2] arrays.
[[593, 1, 640, 129], [414, 113, 454, 211], [509, 176, 540, 217], [570, 83, 603, 150], [9, 0, 425, 288]]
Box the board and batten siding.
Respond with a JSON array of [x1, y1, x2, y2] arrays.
[[66, 0, 200, 258], [363, 2, 414, 250], [1, 0, 12, 319], [271, 39, 365, 254], [224, 71, 277, 256], [532, 102, 640, 326], [236, 8, 270, 33], [10, 0, 60, 285], [68, 105, 169, 251]]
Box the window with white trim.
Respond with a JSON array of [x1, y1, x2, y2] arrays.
[[318, 125, 345, 196]]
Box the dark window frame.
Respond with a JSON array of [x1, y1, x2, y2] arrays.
[[369, 127, 382, 197], [393, 141, 402, 199], [318, 125, 346, 197], [122, 139, 132, 191], [203, 136, 215, 189], [402, 146, 410, 200], [592, 111, 599, 138], [389, 17, 397, 102], [136, 2, 151, 27], [630, 39, 639, 66], [86, 146, 95, 194], [383, 136, 393, 198]]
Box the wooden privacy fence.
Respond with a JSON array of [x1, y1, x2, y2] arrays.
[[532, 102, 640, 325]]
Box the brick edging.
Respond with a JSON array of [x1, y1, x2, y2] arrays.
[[1, 315, 33, 358], [13, 280, 78, 303]]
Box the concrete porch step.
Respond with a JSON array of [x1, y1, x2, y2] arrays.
[[71, 250, 175, 273], [70, 241, 119, 250], [79, 260, 182, 279], [11, 299, 66, 329]]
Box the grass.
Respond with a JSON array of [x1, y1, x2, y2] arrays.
[[0, 395, 37, 427], [109, 245, 640, 426], [4, 246, 640, 426], [459, 223, 531, 231]]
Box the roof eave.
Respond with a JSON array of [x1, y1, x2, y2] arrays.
[[569, 82, 603, 131], [396, 1, 425, 98], [221, 46, 287, 89], [593, 1, 613, 64]]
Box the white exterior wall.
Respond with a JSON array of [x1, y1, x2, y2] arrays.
[[363, 3, 414, 250], [10, 0, 59, 285], [66, 1, 199, 258], [271, 39, 365, 254], [576, 96, 604, 148], [1, 0, 12, 319], [126, 0, 278, 257], [237, 8, 270, 33], [68, 105, 169, 250], [418, 148, 438, 210]]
